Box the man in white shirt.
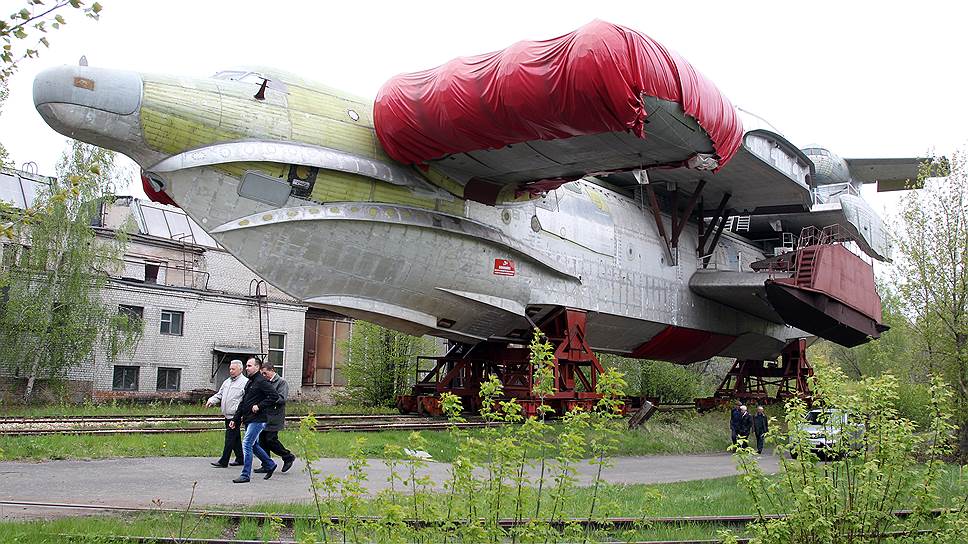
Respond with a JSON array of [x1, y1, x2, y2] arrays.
[[206, 359, 249, 467]]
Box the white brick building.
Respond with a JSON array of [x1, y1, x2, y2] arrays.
[[1, 168, 353, 402]]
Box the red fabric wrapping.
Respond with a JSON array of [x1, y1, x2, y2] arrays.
[[141, 172, 178, 207], [374, 20, 743, 169]]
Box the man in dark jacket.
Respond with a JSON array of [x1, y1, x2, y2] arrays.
[[254, 360, 296, 474], [736, 405, 754, 446], [729, 401, 743, 445], [753, 405, 769, 454], [229, 357, 280, 483]]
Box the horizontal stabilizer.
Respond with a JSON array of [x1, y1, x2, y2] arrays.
[[845, 156, 947, 191]]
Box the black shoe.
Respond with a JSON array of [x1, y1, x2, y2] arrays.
[[253, 467, 268, 474], [211, 462, 228, 468], [281, 456, 295, 473], [229, 461, 244, 466], [232, 477, 250, 483], [263, 464, 276, 480]]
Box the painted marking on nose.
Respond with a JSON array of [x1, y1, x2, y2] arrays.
[[73, 77, 95, 91]]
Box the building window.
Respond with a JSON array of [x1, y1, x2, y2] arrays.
[[112, 365, 139, 391], [160, 310, 183, 335], [303, 317, 352, 386], [156, 367, 181, 392], [268, 332, 285, 377], [119, 304, 144, 322], [145, 262, 160, 284]]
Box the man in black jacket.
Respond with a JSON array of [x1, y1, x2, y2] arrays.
[[729, 401, 743, 445], [254, 360, 296, 474], [753, 405, 769, 454], [229, 357, 280, 483]]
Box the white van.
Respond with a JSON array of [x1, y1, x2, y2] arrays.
[[796, 409, 865, 459]]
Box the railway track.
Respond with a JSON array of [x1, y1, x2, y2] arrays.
[[4, 500, 942, 544], [0, 417, 500, 436], [0, 413, 404, 425], [0, 499, 764, 527], [59, 537, 752, 544], [0, 403, 694, 437]]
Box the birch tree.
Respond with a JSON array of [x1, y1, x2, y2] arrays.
[[0, 139, 140, 402], [894, 152, 968, 458], [1, 0, 103, 82], [340, 321, 436, 407]]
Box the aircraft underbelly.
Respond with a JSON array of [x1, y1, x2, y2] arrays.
[[160, 166, 800, 361]]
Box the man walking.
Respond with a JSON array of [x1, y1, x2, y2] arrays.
[[729, 400, 743, 445], [753, 405, 769, 454], [205, 359, 248, 468], [255, 361, 296, 474], [229, 357, 280, 483], [736, 405, 754, 447]]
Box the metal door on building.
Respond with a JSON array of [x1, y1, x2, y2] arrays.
[[302, 311, 352, 386]]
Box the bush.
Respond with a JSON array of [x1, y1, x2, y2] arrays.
[[895, 381, 933, 429], [729, 361, 968, 543], [599, 354, 700, 403], [336, 321, 437, 408]]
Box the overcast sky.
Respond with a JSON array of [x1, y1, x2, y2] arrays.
[[1, 0, 966, 216]]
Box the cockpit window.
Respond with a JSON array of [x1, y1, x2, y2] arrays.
[[803, 148, 830, 157], [212, 70, 247, 81], [212, 70, 288, 92]]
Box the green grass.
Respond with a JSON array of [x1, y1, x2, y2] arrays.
[[4, 469, 964, 542], [0, 412, 730, 462], [0, 478, 752, 543], [0, 513, 228, 543]]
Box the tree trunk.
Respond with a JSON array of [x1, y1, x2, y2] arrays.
[[959, 421, 968, 463], [23, 357, 40, 404]]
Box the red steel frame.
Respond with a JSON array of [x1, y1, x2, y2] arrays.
[[397, 308, 608, 417], [696, 338, 814, 411]]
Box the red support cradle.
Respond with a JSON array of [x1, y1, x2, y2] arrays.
[[696, 338, 814, 411], [397, 308, 609, 417]]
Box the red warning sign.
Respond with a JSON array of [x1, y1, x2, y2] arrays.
[[493, 259, 515, 276]]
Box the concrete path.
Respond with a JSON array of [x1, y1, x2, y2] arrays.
[[0, 453, 779, 519]]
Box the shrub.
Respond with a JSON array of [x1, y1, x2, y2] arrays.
[[336, 321, 437, 407], [730, 360, 968, 543], [599, 354, 699, 403]]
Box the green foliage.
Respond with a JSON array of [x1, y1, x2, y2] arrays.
[[0, 81, 12, 168], [599, 352, 700, 403], [1, 0, 103, 82], [0, 139, 141, 402], [291, 326, 649, 542], [829, 284, 921, 381], [730, 358, 968, 543], [337, 321, 436, 407], [894, 151, 968, 459]]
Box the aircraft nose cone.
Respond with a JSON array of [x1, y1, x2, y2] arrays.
[[32, 65, 157, 164], [33, 65, 142, 115]]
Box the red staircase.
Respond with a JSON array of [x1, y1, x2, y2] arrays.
[[794, 246, 818, 287]]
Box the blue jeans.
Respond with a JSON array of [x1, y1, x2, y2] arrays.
[[240, 421, 275, 479]]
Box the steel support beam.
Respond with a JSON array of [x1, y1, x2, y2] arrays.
[[699, 193, 731, 268]]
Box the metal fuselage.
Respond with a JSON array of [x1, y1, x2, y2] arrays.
[[33, 66, 804, 362]]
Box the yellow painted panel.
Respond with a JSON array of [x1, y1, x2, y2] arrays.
[[288, 87, 373, 127], [311, 171, 374, 202]]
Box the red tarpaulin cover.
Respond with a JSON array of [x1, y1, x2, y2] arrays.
[[374, 20, 743, 170]]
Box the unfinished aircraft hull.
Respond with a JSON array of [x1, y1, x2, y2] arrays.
[[30, 20, 888, 373]]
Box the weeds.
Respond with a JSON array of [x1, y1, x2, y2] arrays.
[[291, 327, 644, 543], [730, 363, 968, 543]]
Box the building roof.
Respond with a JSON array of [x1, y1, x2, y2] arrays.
[[127, 199, 219, 248], [0, 168, 53, 209], [1, 167, 219, 249]]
